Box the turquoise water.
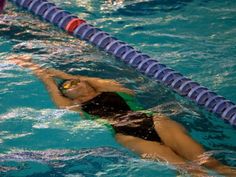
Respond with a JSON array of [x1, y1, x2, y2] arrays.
[[0, 0, 236, 176]]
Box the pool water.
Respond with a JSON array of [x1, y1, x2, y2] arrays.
[[0, 0, 236, 176]]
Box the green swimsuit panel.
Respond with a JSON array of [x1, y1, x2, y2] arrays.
[[81, 92, 141, 133]]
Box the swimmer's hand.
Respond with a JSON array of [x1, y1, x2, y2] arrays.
[[7, 54, 48, 77], [7, 54, 33, 67]]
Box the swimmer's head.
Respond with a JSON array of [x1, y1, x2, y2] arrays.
[[59, 79, 96, 100]]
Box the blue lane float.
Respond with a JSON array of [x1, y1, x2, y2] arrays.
[[10, 0, 236, 126]]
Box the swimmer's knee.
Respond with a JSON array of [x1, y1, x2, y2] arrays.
[[115, 133, 138, 144]]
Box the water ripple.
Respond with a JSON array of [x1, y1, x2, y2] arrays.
[[0, 148, 177, 176]]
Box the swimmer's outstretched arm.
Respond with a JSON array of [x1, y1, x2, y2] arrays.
[[46, 68, 134, 95], [7, 54, 133, 103], [7, 55, 134, 95], [7, 55, 78, 110], [46, 68, 133, 94], [7, 55, 47, 77]]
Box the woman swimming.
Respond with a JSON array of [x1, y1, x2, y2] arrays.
[[8, 55, 236, 176]]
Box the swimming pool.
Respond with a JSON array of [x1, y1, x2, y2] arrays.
[[0, 0, 236, 176]]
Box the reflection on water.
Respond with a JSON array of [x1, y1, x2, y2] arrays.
[[101, 0, 194, 14], [0, 148, 235, 176], [0, 148, 131, 175], [0, 148, 176, 176], [0, 147, 129, 164], [71, 0, 195, 14]]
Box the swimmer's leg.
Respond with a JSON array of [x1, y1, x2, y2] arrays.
[[116, 133, 186, 164], [153, 115, 236, 176], [115, 133, 206, 176]]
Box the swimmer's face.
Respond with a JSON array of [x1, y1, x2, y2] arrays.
[[60, 79, 96, 100]]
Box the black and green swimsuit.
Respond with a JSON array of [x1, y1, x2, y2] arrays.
[[81, 92, 161, 142]]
